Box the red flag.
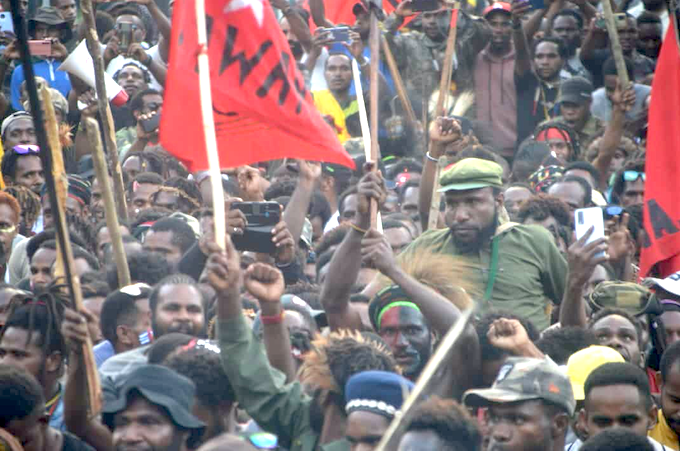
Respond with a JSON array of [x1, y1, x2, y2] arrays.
[[639, 24, 680, 278], [160, 0, 355, 172], [300, 0, 411, 34]]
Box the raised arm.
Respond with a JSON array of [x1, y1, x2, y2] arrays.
[[309, 0, 334, 28], [580, 16, 608, 62], [271, 0, 314, 53], [283, 160, 321, 245], [559, 228, 608, 328], [512, 0, 534, 77], [361, 227, 481, 396], [418, 117, 464, 230], [61, 308, 114, 451], [245, 263, 297, 383], [592, 81, 635, 189], [209, 237, 313, 449], [320, 166, 387, 331]]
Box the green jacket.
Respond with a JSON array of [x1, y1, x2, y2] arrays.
[[398, 223, 567, 330], [218, 315, 348, 451]]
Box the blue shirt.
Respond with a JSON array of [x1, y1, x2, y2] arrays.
[[11, 59, 72, 110]]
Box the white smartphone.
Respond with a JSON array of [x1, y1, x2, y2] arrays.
[[574, 207, 605, 256]]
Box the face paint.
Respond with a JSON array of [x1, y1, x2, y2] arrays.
[[378, 306, 432, 379]]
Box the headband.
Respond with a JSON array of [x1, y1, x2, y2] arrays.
[[377, 301, 421, 329], [536, 128, 571, 143]]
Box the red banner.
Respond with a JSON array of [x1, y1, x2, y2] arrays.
[[640, 24, 680, 278], [160, 0, 355, 172]]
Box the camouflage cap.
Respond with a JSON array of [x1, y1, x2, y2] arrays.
[[589, 281, 656, 316], [463, 357, 575, 415], [437, 158, 504, 193]]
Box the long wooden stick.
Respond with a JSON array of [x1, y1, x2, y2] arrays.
[[600, 0, 630, 87], [196, 0, 226, 249], [427, 7, 459, 231], [10, 0, 101, 417], [368, 4, 381, 229], [374, 308, 474, 451], [81, 0, 128, 222], [380, 35, 418, 128], [84, 118, 131, 287]]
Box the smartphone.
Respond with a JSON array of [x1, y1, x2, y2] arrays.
[[230, 202, 281, 254], [321, 26, 351, 43], [117, 22, 133, 51], [28, 39, 52, 57], [140, 114, 161, 133], [575, 207, 605, 256], [0, 12, 13, 34], [596, 13, 626, 29], [411, 0, 440, 12]]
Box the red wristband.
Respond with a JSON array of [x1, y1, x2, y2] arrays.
[[261, 311, 285, 325]]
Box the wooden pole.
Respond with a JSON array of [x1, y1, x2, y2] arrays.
[[374, 308, 474, 451], [196, 0, 226, 249], [427, 7, 459, 231], [80, 0, 129, 222], [380, 36, 418, 128], [368, 2, 381, 229], [600, 0, 630, 87], [8, 0, 102, 413], [84, 118, 131, 287]]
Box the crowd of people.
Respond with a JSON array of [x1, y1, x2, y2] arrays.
[[0, 0, 675, 450]]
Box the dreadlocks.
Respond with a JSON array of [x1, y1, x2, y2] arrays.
[[3, 186, 40, 236], [151, 186, 201, 214]]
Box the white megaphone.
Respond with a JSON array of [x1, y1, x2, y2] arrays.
[[58, 40, 128, 107]]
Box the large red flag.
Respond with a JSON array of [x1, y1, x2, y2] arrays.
[[639, 24, 680, 278], [160, 0, 355, 172]]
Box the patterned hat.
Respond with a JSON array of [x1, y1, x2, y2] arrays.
[[589, 281, 658, 316], [464, 357, 576, 415], [345, 370, 414, 419]]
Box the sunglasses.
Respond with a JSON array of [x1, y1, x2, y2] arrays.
[[13, 144, 39, 155], [623, 170, 645, 182]]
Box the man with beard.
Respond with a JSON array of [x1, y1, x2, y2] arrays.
[[464, 357, 574, 451], [400, 158, 567, 330], [103, 365, 206, 451], [542, 77, 602, 146], [98, 275, 206, 380], [551, 10, 590, 79], [386, 1, 489, 100], [475, 2, 518, 158], [581, 15, 655, 87]]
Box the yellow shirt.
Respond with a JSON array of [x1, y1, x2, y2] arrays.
[[650, 409, 680, 450], [312, 89, 358, 144]]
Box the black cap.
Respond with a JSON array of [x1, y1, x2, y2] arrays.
[[103, 364, 205, 430], [557, 76, 593, 105]]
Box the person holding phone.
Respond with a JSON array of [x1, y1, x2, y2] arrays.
[[9, 7, 71, 111]]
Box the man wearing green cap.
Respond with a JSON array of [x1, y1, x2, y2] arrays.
[[400, 157, 567, 330]]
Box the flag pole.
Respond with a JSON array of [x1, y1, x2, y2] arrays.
[[9, 0, 101, 416], [427, 5, 458, 231], [368, 0, 381, 229], [195, 0, 226, 249], [600, 0, 630, 87], [81, 0, 129, 221]]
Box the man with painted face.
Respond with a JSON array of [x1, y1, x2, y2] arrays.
[[385, 0, 490, 100]]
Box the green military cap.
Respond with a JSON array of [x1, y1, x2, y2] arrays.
[[438, 158, 504, 192], [589, 281, 659, 316], [463, 357, 576, 415]]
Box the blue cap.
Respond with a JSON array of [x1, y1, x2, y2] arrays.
[[344, 370, 414, 419]]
